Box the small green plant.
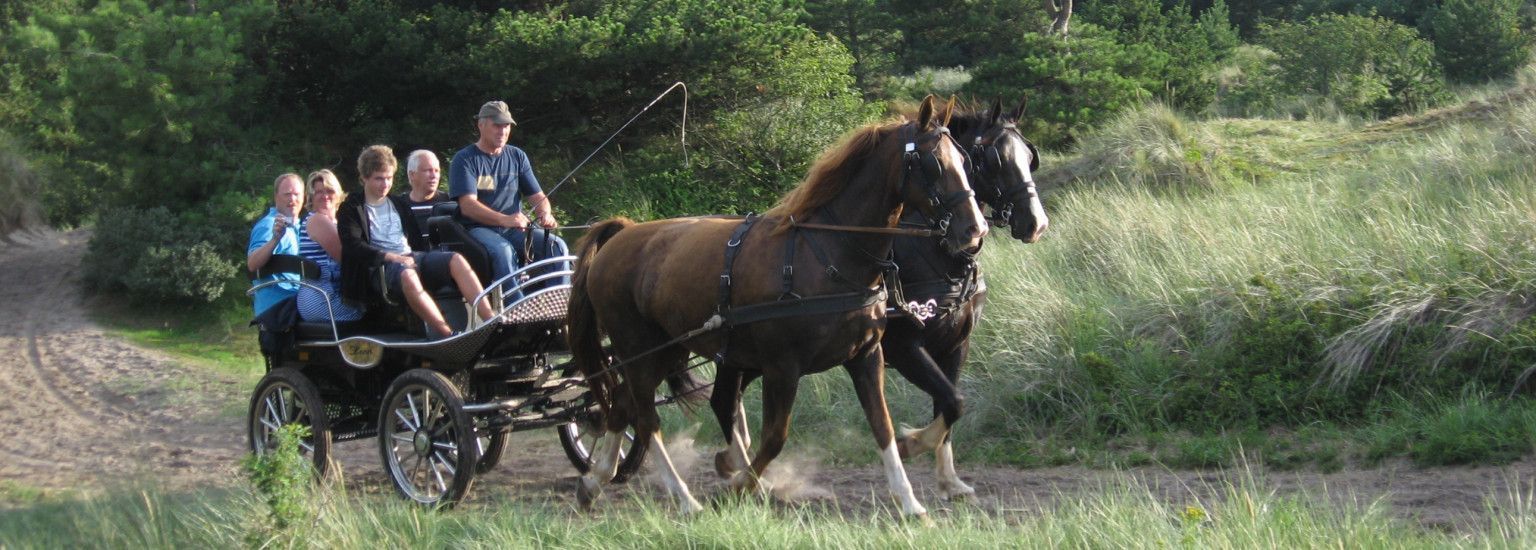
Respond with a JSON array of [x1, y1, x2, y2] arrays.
[[242, 423, 315, 541]]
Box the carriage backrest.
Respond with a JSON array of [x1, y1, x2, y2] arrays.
[[251, 254, 322, 281]]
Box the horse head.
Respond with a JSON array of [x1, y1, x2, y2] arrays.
[[956, 97, 1049, 243], [901, 95, 988, 255]]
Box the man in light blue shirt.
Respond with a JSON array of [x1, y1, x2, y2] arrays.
[[247, 173, 304, 316]]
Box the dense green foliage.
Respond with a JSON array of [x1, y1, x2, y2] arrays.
[[1421, 0, 1530, 83], [1258, 13, 1452, 117]]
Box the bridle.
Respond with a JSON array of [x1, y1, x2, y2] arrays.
[[967, 122, 1038, 228], [791, 121, 976, 239], [893, 122, 976, 239]]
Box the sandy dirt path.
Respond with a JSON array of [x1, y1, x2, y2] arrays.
[[1, 228, 1531, 533]]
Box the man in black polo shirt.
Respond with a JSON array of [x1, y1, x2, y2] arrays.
[[402, 149, 449, 243]]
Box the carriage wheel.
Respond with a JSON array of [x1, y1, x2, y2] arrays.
[[378, 369, 478, 506], [558, 417, 646, 481], [248, 368, 333, 478], [475, 429, 509, 474]]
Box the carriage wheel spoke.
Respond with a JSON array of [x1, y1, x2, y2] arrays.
[[394, 408, 418, 432], [391, 432, 415, 444], [406, 393, 422, 429], [433, 450, 457, 476], [430, 454, 449, 493]]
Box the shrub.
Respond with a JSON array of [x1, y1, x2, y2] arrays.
[[242, 423, 314, 542], [1258, 14, 1452, 118], [964, 23, 1160, 147], [1421, 0, 1530, 84], [84, 206, 238, 305]]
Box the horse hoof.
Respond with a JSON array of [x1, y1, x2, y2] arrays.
[[908, 512, 936, 528], [576, 477, 599, 511], [941, 485, 976, 501], [713, 450, 737, 479], [727, 471, 758, 493]]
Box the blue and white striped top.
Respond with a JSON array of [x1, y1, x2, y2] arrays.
[[296, 213, 363, 323]]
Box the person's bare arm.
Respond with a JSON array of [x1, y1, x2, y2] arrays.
[[309, 215, 343, 260], [246, 215, 291, 273], [457, 195, 527, 229], [526, 192, 557, 228]]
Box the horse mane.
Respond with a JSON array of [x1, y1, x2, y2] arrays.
[[765, 119, 903, 224]]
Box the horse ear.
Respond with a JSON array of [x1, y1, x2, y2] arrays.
[[942, 95, 957, 127], [1010, 95, 1027, 121], [917, 94, 936, 130], [989, 96, 1003, 124]]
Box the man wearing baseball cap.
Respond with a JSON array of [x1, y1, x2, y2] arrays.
[[448, 100, 569, 296]]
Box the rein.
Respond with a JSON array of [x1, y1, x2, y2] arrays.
[[787, 217, 943, 237]]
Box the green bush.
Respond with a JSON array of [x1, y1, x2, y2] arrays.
[[242, 423, 314, 541], [1421, 0, 1530, 84], [0, 0, 281, 226], [1258, 13, 1452, 118], [964, 24, 1160, 147], [84, 207, 238, 305]]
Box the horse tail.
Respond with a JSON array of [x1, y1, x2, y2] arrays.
[[567, 217, 635, 417], [666, 369, 713, 411]]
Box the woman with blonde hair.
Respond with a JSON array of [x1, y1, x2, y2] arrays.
[[296, 169, 363, 323]]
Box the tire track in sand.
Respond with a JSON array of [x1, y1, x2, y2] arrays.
[[0, 230, 243, 490]]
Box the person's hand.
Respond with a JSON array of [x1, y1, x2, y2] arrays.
[[535, 210, 557, 229], [507, 212, 530, 230], [386, 253, 416, 269], [272, 215, 291, 241]]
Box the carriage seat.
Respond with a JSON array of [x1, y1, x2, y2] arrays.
[[427, 201, 495, 286], [252, 254, 373, 342]]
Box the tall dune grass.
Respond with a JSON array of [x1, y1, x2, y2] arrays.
[[756, 97, 1536, 468], [3, 471, 1529, 548]]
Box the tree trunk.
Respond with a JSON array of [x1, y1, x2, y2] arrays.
[[1043, 0, 1072, 37]]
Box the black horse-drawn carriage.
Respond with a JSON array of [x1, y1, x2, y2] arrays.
[[245, 208, 626, 506]]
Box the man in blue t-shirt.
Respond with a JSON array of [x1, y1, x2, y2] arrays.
[[247, 173, 305, 316], [448, 100, 569, 294]]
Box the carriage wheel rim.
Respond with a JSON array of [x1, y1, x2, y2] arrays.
[[384, 384, 461, 503], [254, 383, 315, 456]]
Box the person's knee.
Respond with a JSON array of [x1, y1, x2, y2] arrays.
[[400, 269, 424, 293]]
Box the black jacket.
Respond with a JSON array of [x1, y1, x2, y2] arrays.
[[336, 193, 432, 304]]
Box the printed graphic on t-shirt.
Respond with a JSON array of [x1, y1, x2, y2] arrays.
[[477, 174, 496, 191]]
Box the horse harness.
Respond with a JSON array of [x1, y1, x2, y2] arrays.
[[968, 122, 1040, 228], [887, 242, 986, 324], [709, 123, 973, 363]]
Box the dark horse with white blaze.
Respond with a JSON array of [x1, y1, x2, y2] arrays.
[[708, 98, 1048, 500], [566, 96, 986, 518]]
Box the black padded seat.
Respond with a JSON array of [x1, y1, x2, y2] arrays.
[[295, 319, 372, 342], [428, 202, 494, 286]]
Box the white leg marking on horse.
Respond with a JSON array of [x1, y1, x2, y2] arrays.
[[594, 430, 624, 482], [578, 431, 621, 508], [880, 441, 928, 517], [935, 440, 974, 499], [649, 431, 705, 514], [728, 403, 752, 474]]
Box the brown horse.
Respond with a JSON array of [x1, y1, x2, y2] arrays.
[[708, 98, 1049, 502], [567, 96, 985, 519]]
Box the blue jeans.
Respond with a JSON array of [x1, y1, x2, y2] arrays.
[[468, 226, 570, 298]]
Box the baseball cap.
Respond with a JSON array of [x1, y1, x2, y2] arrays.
[[475, 101, 517, 125]]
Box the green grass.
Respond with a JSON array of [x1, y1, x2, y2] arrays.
[[90, 294, 265, 380], [2, 472, 1530, 548]]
